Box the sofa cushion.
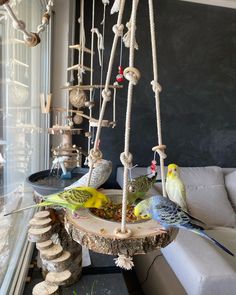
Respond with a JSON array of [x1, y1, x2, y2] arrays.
[[162, 228, 236, 295], [225, 170, 236, 212], [178, 167, 236, 227]]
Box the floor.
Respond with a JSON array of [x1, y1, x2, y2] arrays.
[[23, 249, 144, 295]]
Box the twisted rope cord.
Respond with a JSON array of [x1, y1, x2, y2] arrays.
[[120, 0, 139, 234], [3, 0, 53, 46], [87, 0, 96, 158], [87, 0, 126, 186], [148, 0, 167, 197], [99, 2, 108, 111], [78, 0, 85, 84]]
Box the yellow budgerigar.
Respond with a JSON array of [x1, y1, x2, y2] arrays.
[[166, 164, 188, 212], [4, 187, 110, 216]]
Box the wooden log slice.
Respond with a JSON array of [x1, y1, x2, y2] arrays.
[[30, 217, 52, 229], [34, 211, 50, 220], [45, 270, 72, 286], [36, 240, 53, 251], [28, 226, 52, 243], [40, 244, 63, 260], [42, 251, 72, 272], [61, 268, 82, 287], [32, 281, 59, 295], [65, 209, 178, 256]]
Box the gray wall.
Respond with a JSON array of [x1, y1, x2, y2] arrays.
[[74, 0, 236, 187]]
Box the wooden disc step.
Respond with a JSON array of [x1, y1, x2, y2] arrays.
[[42, 251, 72, 272], [40, 244, 63, 260], [46, 270, 72, 286], [28, 226, 52, 243], [36, 240, 53, 251], [32, 281, 59, 295], [34, 211, 50, 220], [29, 217, 52, 229]]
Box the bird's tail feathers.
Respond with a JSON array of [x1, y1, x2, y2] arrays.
[[202, 231, 234, 257], [181, 223, 234, 257]]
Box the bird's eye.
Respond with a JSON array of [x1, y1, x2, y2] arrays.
[[174, 168, 177, 171]]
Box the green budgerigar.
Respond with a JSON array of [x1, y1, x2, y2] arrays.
[[127, 173, 157, 204], [4, 187, 110, 216]]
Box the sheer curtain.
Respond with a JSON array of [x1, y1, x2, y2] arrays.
[[0, 0, 51, 293]]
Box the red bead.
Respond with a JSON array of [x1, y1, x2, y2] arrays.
[[118, 66, 123, 75], [116, 74, 124, 83]]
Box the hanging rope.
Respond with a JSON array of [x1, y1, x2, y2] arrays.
[[111, 0, 120, 14], [119, 0, 140, 235], [91, 28, 104, 67], [86, 0, 126, 186], [148, 0, 167, 197], [87, 0, 96, 161], [99, 1, 109, 111], [1, 0, 53, 47], [123, 17, 138, 50], [78, 0, 86, 84]]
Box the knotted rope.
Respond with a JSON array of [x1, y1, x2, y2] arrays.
[[148, 0, 167, 196], [86, 0, 126, 186], [120, 0, 139, 235], [2, 0, 53, 46]]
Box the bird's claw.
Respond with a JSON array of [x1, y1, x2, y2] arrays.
[[150, 227, 167, 234], [72, 212, 88, 220]]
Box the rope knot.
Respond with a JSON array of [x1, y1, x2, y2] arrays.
[[88, 148, 103, 167], [112, 24, 124, 36], [151, 81, 162, 93], [102, 89, 112, 101], [124, 67, 141, 85], [120, 152, 133, 168], [152, 145, 167, 159]]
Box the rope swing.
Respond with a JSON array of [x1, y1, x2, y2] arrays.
[[63, 0, 177, 272]]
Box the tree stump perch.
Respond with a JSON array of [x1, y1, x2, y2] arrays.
[[29, 210, 82, 295]]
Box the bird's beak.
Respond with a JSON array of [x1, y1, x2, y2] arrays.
[[168, 170, 172, 175]]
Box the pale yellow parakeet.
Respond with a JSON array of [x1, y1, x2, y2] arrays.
[[166, 164, 188, 212]]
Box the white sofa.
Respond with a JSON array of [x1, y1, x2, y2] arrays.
[[116, 166, 236, 295]]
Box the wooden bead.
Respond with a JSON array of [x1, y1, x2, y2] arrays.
[[42, 13, 50, 23], [25, 32, 41, 47], [0, 0, 9, 5]]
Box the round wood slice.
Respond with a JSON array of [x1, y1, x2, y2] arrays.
[[63, 268, 82, 286], [64, 190, 178, 256], [36, 240, 53, 251], [30, 217, 52, 229], [34, 211, 50, 220], [64, 254, 82, 276], [32, 281, 59, 295], [28, 226, 52, 243], [46, 270, 72, 286], [42, 251, 72, 272], [40, 244, 63, 260]]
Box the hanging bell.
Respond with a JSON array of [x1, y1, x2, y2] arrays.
[[116, 66, 124, 83]]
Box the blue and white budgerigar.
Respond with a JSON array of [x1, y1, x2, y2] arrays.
[[166, 163, 188, 212], [134, 195, 234, 256], [4, 187, 110, 216]]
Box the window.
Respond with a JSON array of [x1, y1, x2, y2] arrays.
[[0, 1, 51, 293]]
